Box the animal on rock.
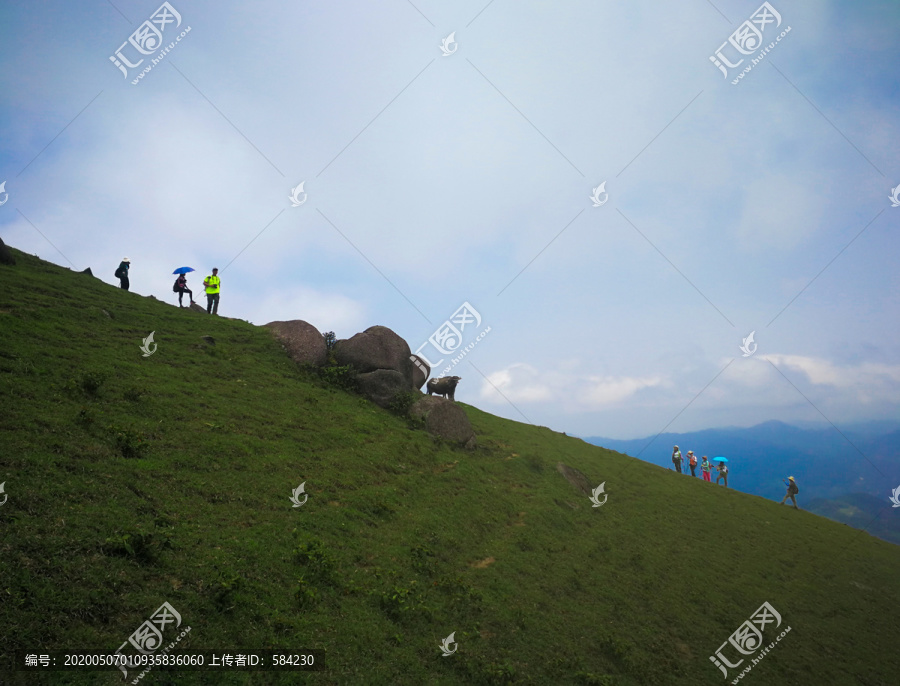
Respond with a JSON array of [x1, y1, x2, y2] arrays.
[[426, 376, 461, 401]]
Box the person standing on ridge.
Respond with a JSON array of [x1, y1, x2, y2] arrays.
[[688, 451, 698, 477], [716, 460, 729, 488], [173, 273, 194, 308], [780, 476, 800, 509], [115, 257, 131, 290], [203, 268, 220, 315], [672, 445, 682, 473], [701, 456, 712, 482]]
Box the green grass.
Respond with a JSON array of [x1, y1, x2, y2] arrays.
[[1, 248, 899, 685]]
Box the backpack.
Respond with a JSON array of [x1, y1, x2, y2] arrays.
[[792, 482, 799, 494], [689, 455, 697, 466], [115, 267, 124, 279], [173, 278, 181, 292]]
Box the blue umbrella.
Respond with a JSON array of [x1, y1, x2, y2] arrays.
[[172, 267, 195, 275], [715, 457, 728, 463]]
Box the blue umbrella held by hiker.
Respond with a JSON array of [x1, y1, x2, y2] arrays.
[[172, 266, 195, 275]]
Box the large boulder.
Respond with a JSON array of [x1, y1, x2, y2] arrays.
[[265, 320, 327, 367], [410, 396, 476, 448], [334, 325, 415, 387], [188, 302, 207, 314], [410, 354, 430, 390], [356, 370, 409, 409], [0, 237, 15, 266]]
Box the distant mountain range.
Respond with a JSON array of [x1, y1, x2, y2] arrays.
[[582, 420, 900, 544]]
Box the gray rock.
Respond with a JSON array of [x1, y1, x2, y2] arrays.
[[410, 396, 476, 447], [410, 354, 430, 390], [189, 303, 208, 314], [0, 238, 15, 266], [81, 267, 94, 276], [357, 369, 409, 408], [334, 325, 415, 388], [265, 320, 328, 367], [201, 336, 215, 346]]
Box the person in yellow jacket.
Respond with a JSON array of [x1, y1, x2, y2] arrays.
[[203, 268, 221, 315]]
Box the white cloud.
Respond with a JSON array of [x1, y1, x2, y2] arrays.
[[766, 354, 900, 391], [479, 363, 665, 407]]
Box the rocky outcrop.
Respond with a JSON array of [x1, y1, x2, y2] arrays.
[[266, 320, 327, 367], [410, 354, 430, 390], [357, 370, 409, 409], [410, 396, 476, 448], [334, 326, 416, 388]]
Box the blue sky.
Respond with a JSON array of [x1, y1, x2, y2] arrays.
[[1, 0, 898, 438]]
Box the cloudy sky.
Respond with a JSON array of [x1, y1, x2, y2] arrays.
[[1, 0, 898, 439]]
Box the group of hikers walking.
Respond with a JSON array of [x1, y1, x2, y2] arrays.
[[114, 258, 222, 315], [672, 446, 728, 485], [670, 445, 801, 508]]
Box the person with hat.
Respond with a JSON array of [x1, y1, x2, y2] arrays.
[[687, 450, 698, 476], [672, 445, 682, 473], [780, 476, 800, 508], [115, 257, 131, 290], [203, 267, 221, 315]]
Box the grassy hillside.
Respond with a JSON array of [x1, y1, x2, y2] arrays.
[[1, 247, 899, 685]]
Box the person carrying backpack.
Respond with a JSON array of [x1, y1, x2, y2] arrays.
[[716, 461, 729, 488], [780, 476, 800, 509], [114, 257, 131, 290], [672, 445, 682, 473], [173, 274, 194, 308], [701, 456, 712, 482], [688, 451, 698, 476]]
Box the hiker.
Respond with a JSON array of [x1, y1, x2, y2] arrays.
[[173, 274, 194, 308], [672, 445, 682, 473], [701, 456, 712, 482], [688, 451, 698, 477], [716, 461, 729, 488], [114, 257, 131, 290], [780, 476, 800, 509], [203, 268, 220, 315]]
